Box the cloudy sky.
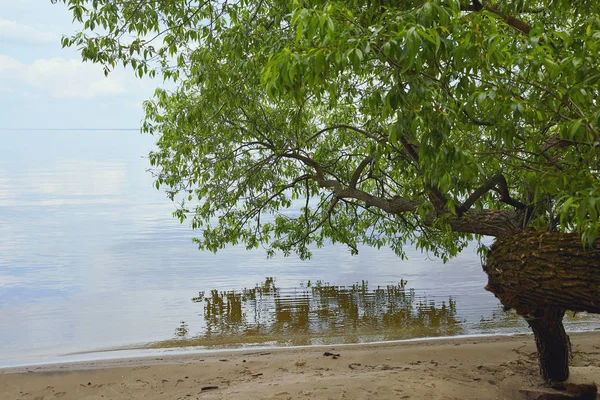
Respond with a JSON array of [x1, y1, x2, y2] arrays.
[[0, 0, 158, 129]]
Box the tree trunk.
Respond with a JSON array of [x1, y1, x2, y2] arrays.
[[482, 230, 600, 383], [524, 308, 570, 383]]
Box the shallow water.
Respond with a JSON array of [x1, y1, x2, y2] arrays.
[[0, 130, 598, 367]]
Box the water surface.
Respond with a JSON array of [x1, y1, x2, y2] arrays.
[[0, 130, 598, 367]]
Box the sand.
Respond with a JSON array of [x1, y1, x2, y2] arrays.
[[1, 332, 599, 400]]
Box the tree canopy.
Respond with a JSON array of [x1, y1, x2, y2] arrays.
[[55, 0, 600, 260]]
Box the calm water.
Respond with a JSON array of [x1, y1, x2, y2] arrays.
[[0, 130, 598, 367]]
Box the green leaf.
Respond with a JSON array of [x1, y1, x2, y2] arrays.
[[54, 0, 600, 257]]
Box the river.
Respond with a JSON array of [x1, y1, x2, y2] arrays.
[[0, 130, 597, 367]]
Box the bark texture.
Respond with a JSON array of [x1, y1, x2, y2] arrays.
[[484, 230, 600, 314], [524, 308, 570, 383], [483, 230, 600, 383]]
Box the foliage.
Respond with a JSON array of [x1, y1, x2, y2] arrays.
[[54, 0, 600, 258]]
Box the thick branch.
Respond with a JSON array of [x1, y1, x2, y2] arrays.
[[494, 174, 527, 209], [349, 156, 372, 188], [458, 174, 501, 213], [461, 2, 533, 35], [336, 185, 522, 237], [485, 5, 533, 35], [484, 230, 600, 314], [279, 151, 523, 237], [458, 173, 526, 214]]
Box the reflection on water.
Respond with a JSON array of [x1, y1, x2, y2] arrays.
[[151, 278, 600, 351], [154, 278, 461, 348]]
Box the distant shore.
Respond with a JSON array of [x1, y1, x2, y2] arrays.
[[1, 332, 599, 399]]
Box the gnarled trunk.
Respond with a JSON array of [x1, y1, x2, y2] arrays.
[[483, 230, 600, 383]]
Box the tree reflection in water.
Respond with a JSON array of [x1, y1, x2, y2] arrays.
[[161, 278, 463, 349]]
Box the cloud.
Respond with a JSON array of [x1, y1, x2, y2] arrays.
[[0, 19, 58, 45], [0, 54, 20, 71], [0, 55, 126, 99]]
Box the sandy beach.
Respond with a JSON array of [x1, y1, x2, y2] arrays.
[[1, 332, 599, 400]]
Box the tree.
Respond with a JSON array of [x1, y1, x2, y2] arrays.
[[54, 0, 600, 384]]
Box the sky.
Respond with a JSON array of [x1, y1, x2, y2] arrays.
[[0, 0, 159, 129]]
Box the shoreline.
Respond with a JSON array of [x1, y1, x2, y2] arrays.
[[0, 328, 600, 374], [2, 328, 598, 371], [2, 332, 599, 399], [1, 331, 529, 372]]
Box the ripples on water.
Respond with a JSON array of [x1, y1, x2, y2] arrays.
[[0, 131, 598, 366], [151, 278, 600, 351], [156, 278, 462, 349]]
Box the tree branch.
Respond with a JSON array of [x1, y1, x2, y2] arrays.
[[279, 152, 523, 237], [349, 156, 372, 188], [462, 110, 494, 126], [460, 2, 533, 36], [495, 175, 525, 209], [458, 173, 527, 215], [305, 124, 381, 144], [398, 135, 448, 212]]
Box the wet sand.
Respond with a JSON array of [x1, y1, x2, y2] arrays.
[[1, 332, 599, 400]]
